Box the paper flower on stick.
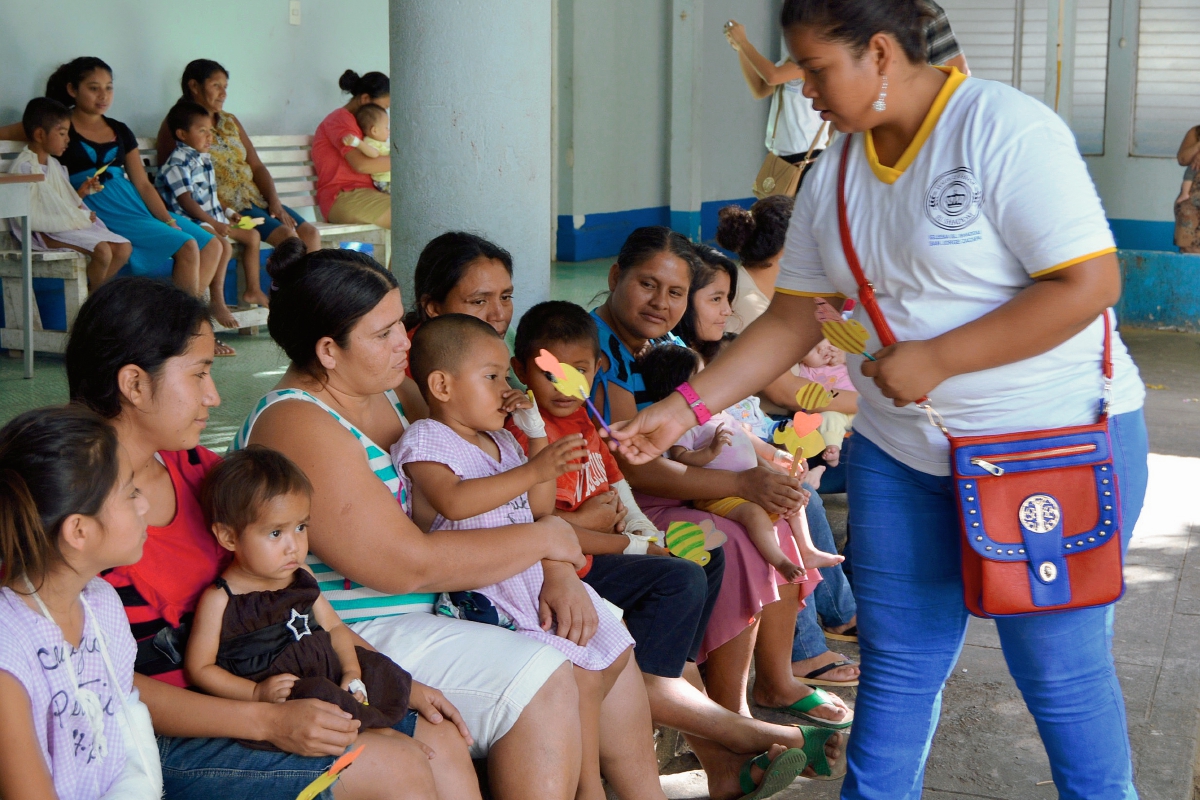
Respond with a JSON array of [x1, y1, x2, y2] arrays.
[[295, 745, 365, 800], [773, 412, 826, 475], [534, 349, 614, 436], [665, 520, 727, 566], [821, 319, 875, 361]]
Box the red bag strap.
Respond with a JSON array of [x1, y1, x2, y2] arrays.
[[833, 134, 1114, 391]]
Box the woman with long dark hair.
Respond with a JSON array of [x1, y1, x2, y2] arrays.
[[611, 1, 1149, 796]]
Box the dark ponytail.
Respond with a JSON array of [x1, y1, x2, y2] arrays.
[[180, 59, 228, 103], [265, 240, 399, 379], [780, 0, 931, 63], [338, 70, 390, 99], [715, 195, 794, 268], [404, 232, 514, 329], [0, 406, 120, 590], [46, 57, 113, 108], [66, 277, 211, 419]]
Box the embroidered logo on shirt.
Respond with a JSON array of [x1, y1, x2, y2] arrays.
[[925, 167, 982, 231], [286, 608, 312, 641]]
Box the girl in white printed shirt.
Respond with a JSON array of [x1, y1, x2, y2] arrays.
[[0, 405, 158, 800]]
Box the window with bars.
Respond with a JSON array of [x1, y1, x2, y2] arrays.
[[1132, 0, 1200, 157], [937, 0, 1110, 155]]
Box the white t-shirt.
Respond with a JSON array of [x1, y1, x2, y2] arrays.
[[767, 57, 825, 157], [776, 69, 1144, 476]]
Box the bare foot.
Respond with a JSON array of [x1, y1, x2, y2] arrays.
[[242, 290, 271, 308], [705, 743, 789, 800], [214, 339, 237, 357], [752, 680, 855, 727], [823, 445, 840, 467], [803, 464, 825, 490], [796, 544, 844, 569], [792, 651, 859, 685], [209, 301, 238, 330], [825, 616, 857, 637], [773, 558, 806, 583]]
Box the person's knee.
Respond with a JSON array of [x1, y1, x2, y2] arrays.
[[113, 241, 132, 262], [203, 237, 223, 258], [375, 207, 391, 229], [176, 239, 199, 261], [92, 241, 112, 264]]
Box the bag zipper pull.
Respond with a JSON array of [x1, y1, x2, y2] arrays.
[[970, 457, 1005, 476]]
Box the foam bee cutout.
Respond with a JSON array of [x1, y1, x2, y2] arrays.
[[664, 520, 728, 566], [533, 349, 615, 436], [821, 318, 875, 361], [795, 383, 834, 411]]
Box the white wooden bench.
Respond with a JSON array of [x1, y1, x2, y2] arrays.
[[0, 135, 389, 354]]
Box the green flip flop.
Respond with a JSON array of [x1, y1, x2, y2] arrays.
[[795, 725, 848, 780], [774, 687, 854, 729], [737, 747, 808, 799]]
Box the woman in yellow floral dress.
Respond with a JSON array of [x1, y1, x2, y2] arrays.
[[156, 60, 322, 300]]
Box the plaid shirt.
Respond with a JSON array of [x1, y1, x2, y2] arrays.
[[156, 144, 226, 223], [921, 0, 964, 66]]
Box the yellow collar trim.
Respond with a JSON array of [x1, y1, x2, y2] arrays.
[[864, 66, 967, 185]]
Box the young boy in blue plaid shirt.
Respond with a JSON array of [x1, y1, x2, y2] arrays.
[[157, 101, 269, 311]]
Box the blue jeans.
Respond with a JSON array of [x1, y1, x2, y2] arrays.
[[792, 490, 858, 661], [584, 548, 723, 677], [157, 710, 418, 800], [841, 409, 1148, 800]]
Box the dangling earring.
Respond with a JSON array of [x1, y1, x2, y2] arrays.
[[873, 75, 889, 112]]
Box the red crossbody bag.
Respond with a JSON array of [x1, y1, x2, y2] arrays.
[[834, 137, 1124, 618]]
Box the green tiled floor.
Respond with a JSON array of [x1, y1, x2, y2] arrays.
[[0, 260, 614, 450]]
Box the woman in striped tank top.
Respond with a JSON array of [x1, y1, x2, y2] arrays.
[[236, 240, 596, 799], [66, 277, 482, 800]]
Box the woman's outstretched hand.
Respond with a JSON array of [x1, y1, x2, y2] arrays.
[[860, 340, 948, 406], [604, 393, 696, 464]]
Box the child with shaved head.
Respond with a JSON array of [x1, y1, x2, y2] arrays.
[[393, 314, 652, 800]]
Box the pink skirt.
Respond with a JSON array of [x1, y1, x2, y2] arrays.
[[639, 494, 820, 663]]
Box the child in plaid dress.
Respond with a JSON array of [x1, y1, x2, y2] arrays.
[[394, 314, 637, 800], [157, 101, 270, 315]]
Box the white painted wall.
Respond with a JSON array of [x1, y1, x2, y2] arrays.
[[557, 0, 777, 218], [0, 0, 388, 139]]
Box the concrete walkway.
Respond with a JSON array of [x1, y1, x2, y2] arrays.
[[662, 329, 1200, 799]]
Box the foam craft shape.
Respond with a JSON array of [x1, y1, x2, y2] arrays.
[[295, 745, 365, 800], [791, 411, 822, 438], [795, 383, 834, 411], [533, 349, 615, 436], [796, 430, 826, 459], [822, 318, 871, 356], [93, 162, 111, 177], [234, 216, 266, 230], [773, 418, 825, 459], [665, 520, 727, 567]]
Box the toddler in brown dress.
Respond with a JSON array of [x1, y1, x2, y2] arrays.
[[185, 446, 413, 747]]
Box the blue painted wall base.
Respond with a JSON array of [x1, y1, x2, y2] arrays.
[[1108, 219, 1176, 252], [557, 196, 757, 261], [1117, 249, 1200, 330]]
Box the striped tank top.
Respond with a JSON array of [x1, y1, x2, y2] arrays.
[[230, 388, 436, 621]]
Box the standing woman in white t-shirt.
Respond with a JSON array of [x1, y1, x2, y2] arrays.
[[726, 22, 828, 186], [612, 1, 1149, 798]]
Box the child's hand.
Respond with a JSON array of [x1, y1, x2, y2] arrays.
[[342, 134, 362, 148], [527, 433, 588, 483], [501, 387, 532, 414], [702, 423, 733, 459], [341, 674, 368, 704], [574, 491, 621, 532], [88, 211, 97, 223], [212, 221, 231, 237], [254, 673, 299, 703], [822, 444, 841, 467], [228, 210, 242, 223], [78, 175, 102, 197]]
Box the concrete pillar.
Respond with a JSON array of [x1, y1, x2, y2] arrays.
[[390, 0, 552, 317], [669, 0, 704, 241]]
